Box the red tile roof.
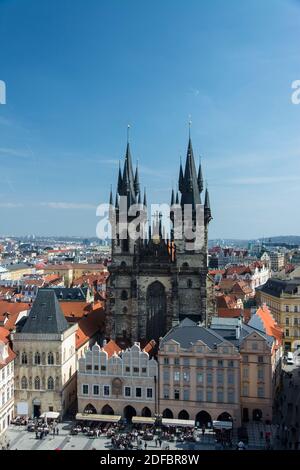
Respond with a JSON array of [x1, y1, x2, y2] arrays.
[[0, 327, 16, 369], [102, 339, 121, 358], [76, 308, 105, 349]]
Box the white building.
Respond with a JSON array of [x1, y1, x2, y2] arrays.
[[77, 341, 158, 421], [0, 327, 15, 439]]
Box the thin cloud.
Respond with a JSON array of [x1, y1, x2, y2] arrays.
[[0, 202, 24, 208], [228, 176, 300, 185], [40, 202, 96, 210], [0, 147, 32, 158]]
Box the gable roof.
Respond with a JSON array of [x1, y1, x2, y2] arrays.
[[20, 289, 70, 335], [160, 319, 227, 350]]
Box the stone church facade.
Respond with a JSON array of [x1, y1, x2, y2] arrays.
[[106, 136, 212, 344]]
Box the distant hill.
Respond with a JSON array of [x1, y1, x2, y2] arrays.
[[209, 236, 300, 248]]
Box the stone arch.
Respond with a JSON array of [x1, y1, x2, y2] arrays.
[[178, 410, 190, 420], [195, 410, 212, 427], [162, 408, 173, 419], [124, 405, 136, 423], [217, 412, 232, 422], [101, 404, 114, 415], [84, 403, 97, 414], [141, 407, 152, 417], [146, 281, 166, 341]]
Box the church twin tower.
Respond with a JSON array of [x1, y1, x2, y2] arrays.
[[106, 135, 212, 345]]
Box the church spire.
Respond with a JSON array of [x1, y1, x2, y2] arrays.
[[134, 161, 140, 195], [170, 188, 175, 206], [204, 186, 212, 224], [197, 157, 204, 194], [109, 185, 113, 206], [178, 157, 184, 193], [117, 161, 123, 194], [143, 187, 147, 207], [179, 136, 201, 208]]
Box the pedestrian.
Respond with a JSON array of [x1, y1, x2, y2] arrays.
[[155, 438, 158, 447], [144, 442, 147, 450], [56, 427, 59, 435]]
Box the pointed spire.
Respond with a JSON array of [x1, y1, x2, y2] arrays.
[[115, 191, 119, 209], [170, 188, 175, 206], [204, 186, 212, 223], [175, 191, 179, 204], [109, 185, 113, 205], [197, 157, 204, 193], [143, 187, 147, 207], [138, 191, 141, 204], [179, 136, 201, 208], [134, 161, 140, 195], [179, 157, 184, 192], [117, 161, 123, 194]]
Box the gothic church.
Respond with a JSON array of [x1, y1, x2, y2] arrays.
[[106, 135, 212, 344]]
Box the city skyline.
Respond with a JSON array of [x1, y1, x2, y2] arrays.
[[0, 0, 300, 238]]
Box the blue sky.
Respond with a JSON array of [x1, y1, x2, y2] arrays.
[[0, 0, 300, 239]]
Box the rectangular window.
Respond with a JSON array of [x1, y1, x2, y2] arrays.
[[207, 359, 213, 367], [163, 387, 169, 399], [163, 357, 169, 365], [183, 371, 190, 382], [285, 305, 289, 312], [183, 357, 189, 366], [103, 385, 110, 396], [286, 329, 290, 337], [242, 384, 249, 396], [125, 366, 130, 372], [286, 318, 289, 326], [174, 389, 180, 400], [252, 342, 258, 351], [86, 364, 92, 371], [101, 365, 106, 371], [258, 368, 264, 380], [125, 387, 131, 397], [174, 358, 180, 365], [228, 390, 235, 403], [146, 388, 153, 398], [258, 386, 264, 398], [174, 371, 180, 382], [197, 372, 203, 384], [196, 389, 203, 401], [207, 372, 213, 386], [142, 367, 147, 374], [183, 389, 189, 400], [93, 385, 99, 395], [206, 389, 213, 402], [228, 372, 234, 385], [218, 360, 223, 367], [133, 367, 139, 373], [163, 369, 170, 381], [258, 356, 264, 363], [135, 387, 142, 398], [217, 389, 224, 402], [228, 360, 234, 367], [243, 355, 248, 363], [196, 358, 203, 366], [217, 371, 223, 385], [94, 365, 99, 371], [243, 367, 249, 379], [82, 384, 89, 395], [295, 318, 298, 326]]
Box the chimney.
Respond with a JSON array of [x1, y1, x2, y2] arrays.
[[235, 325, 240, 340]]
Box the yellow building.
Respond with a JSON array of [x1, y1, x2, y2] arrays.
[[43, 263, 107, 287], [257, 278, 300, 351]]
